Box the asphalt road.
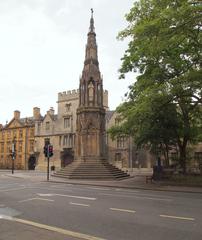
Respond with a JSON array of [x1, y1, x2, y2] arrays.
[[0, 172, 202, 240]]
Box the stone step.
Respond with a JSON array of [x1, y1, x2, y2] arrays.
[[53, 172, 129, 178], [53, 175, 117, 180], [54, 172, 129, 178], [53, 160, 130, 180], [54, 174, 117, 178]]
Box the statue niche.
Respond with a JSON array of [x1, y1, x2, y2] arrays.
[[88, 80, 94, 104]]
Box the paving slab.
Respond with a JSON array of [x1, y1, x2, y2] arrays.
[[0, 219, 82, 240]]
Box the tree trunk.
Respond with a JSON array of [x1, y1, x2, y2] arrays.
[[165, 144, 170, 167], [179, 143, 187, 174]]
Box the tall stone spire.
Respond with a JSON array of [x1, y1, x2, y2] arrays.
[[84, 8, 99, 71], [79, 8, 103, 108], [76, 9, 106, 162]]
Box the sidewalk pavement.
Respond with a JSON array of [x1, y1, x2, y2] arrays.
[[0, 219, 81, 240], [2, 170, 202, 194]]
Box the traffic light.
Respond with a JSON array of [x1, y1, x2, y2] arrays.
[[48, 145, 53, 157], [43, 145, 48, 157], [44, 144, 53, 158]]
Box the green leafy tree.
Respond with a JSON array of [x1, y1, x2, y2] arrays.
[[111, 0, 202, 173]]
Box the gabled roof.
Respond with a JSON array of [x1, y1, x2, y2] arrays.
[[3, 116, 35, 129], [106, 110, 115, 122], [42, 114, 58, 122]]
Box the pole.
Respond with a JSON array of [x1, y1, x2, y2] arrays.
[[47, 156, 50, 181], [12, 155, 14, 174], [11, 141, 15, 174]]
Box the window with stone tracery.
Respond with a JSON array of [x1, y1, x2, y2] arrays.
[[19, 129, 23, 138], [117, 136, 126, 148], [0, 143, 4, 152], [45, 122, 50, 130], [64, 118, 70, 128]]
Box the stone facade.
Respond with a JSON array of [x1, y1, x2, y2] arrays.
[[0, 109, 38, 170], [35, 88, 109, 171], [106, 111, 155, 170]]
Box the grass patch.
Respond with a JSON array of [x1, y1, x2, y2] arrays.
[[163, 174, 202, 187]]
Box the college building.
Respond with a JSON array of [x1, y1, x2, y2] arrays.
[[0, 11, 201, 175]]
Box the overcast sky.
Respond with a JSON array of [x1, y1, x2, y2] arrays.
[[0, 0, 136, 124]]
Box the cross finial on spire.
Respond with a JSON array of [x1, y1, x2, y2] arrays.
[[89, 8, 95, 33]]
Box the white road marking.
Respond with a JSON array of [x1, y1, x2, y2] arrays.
[[70, 202, 90, 207], [160, 214, 195, 221], [0, 187, 26, 193], [110, 208, 136, 213], [0, 215, 13, 220], [27, 186, 73, 192], [100, 193, 172, 201], [19, 198, 54, 203], [37, 193, 53, 197], [37, 193, 96, 200], [0, 216, 106, 240]]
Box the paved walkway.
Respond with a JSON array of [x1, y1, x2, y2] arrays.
[[1, 170, 202, 194], [50, 175, 202, 194], [0, 219, 82, 240]]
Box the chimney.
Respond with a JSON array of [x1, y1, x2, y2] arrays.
[[49, 107, 54, 115], [14, 110, 20, 120], [33, 107, 40, 120]]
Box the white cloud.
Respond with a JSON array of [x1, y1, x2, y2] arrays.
[[0, 0, 136, 124]]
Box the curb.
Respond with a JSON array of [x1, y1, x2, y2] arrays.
[[47, 179, 202, 194], [2, 173, 202, 194]]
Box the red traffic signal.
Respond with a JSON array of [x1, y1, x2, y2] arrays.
[[48, 145, 53, 157]]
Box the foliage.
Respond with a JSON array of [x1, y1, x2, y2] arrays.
[[110, 0, 202, 173]]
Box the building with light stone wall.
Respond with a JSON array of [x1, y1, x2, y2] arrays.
[[34, 89, 109, 171], [0, 109, 41, 170]]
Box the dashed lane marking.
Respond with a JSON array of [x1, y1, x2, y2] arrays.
[[110, 208, 136, 213], [1, 216, 106, 240], [18, 198, 54, 203], [70, 202, 90, 207], [160, 214, 195, 221], [0, 187, 26, 193], [100, 193, 172, 201], [37, 193, 96, 201]]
